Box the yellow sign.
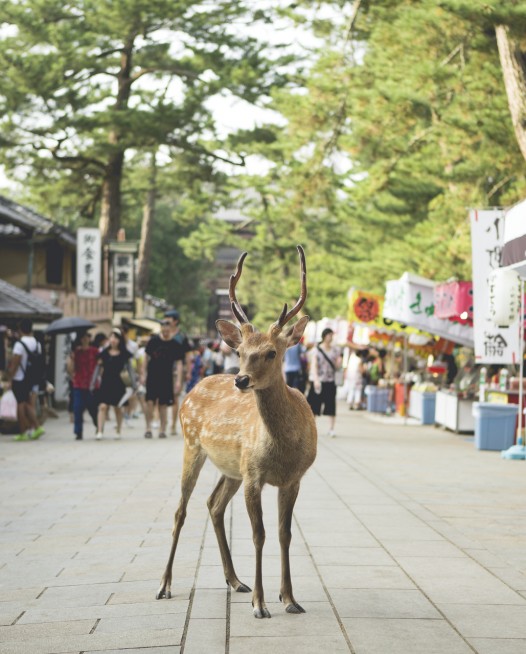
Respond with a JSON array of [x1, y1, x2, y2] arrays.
[[348, 289, 429, 336]]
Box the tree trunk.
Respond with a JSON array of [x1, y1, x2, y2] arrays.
[[99, 150, 124, 241], [495, 24, 526, 162], [137, 152, 158, 296], [98, 34, 136, 242]]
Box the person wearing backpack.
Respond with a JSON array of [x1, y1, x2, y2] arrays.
[[7, 319, 45, 441]]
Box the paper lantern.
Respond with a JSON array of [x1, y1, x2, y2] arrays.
[[488, 268, 521, 327]]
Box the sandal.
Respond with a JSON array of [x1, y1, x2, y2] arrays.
[[144, 431, 153, 439], [159, 432, 167, 439]]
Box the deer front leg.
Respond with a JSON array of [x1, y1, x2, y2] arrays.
[[278, 482, 305, 614], [244, 481, 270, 618], [156, 447, 206, 600], [207, 475, 251, 593]]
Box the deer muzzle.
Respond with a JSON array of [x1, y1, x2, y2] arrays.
[[234, 375, 251, 390]]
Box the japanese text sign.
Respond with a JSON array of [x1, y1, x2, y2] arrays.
[[76, 228, 101, 298], [470, 209, 520, 363]]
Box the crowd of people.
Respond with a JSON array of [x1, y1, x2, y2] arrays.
[[3, 314, 363, 441]]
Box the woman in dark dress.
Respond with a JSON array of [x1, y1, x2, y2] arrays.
[[91, 328, 134, 439]]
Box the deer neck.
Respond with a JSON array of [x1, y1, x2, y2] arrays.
[[254, 380, 292, 438]]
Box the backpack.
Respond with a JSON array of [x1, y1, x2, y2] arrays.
[[19, 340, 46, 388]]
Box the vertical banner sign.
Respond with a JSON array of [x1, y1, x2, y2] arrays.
[[76, 228, 101, 298], [112, 252, 135, 311], [470, 209, 520, 363]]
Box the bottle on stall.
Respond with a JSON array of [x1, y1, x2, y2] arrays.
[[479, 366, 487, 402], [499, 368, 509, 391]]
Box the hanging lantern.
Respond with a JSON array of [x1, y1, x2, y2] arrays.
[[488, 268, 521, 327]]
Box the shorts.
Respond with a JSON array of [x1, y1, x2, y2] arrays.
[[146, 379, 174, 406], [12, 379, 31, 404], [307, 381, 336, 417]]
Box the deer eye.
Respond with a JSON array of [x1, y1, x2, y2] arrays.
[[266, 350, 277, 360]]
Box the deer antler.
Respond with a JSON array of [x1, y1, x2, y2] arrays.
[[276, 245, 307, 328], [229, 252, 250, 324]]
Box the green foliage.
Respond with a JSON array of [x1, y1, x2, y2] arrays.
[[3, 0, 526, 330]]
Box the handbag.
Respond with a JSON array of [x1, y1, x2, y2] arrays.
[[120, 368, 133, 387], [316, 345, 344, 386], [0, 390, 18, 421]]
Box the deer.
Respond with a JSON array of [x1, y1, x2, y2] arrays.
[[156, 245, 317, 618]]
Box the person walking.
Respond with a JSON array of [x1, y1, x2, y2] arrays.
[[67, 331, 99, 440], [164, 309, 191, 435], [142, 319, 184, 439], [7, 319, 44, 441], [307, 327, 342, 438], [283, 341, 305, 390], [346, 349, 365, 410], [90, 328, 135, 440]]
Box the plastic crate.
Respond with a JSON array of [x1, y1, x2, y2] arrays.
[[365, 386, 389, 413], [472, 403, 518, 451]]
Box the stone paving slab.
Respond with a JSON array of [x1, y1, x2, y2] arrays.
[[2, 403, 526, 653]]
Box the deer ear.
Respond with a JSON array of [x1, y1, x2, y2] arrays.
[[284, 315, 309, 347], [216, 320, 243, 349]]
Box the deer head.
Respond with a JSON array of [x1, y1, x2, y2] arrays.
[[216, 245, 309, 392]]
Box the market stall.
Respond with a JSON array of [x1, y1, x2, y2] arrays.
[[383, 273, 476, 429]]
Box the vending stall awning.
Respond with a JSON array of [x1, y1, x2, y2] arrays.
[[383, 273, 474, 348], [502, 198, 526, 276], [434, 281, 473, 325]]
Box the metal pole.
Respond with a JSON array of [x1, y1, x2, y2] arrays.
[[518, 278, 524, 445], [403, 333, 408, 425]]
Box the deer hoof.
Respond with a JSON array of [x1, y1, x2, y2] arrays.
[[226, 579, 252, 593], [280, 594, 306, 613], [285, 602, 306, 614], [253, 606, 271, 619], [156, 588, 171, 600]]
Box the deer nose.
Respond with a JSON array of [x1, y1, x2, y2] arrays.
[[234, 375, 250, 390]]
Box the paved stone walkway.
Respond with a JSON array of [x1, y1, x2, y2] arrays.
[[1, 402, 526, 653]]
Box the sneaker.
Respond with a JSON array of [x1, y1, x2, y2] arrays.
[[30, 426, 45, 440], [75, 434, 83, 440], [144, 431, 153, 439], [327, 429, 336, 438], [95, 432, 102, 440], [14, 432, 30, 442], [159, 432, 167, 439]]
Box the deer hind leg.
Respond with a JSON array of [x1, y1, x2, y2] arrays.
[[278, 482, 305, 614], [156, 444, 207, 600], [244, 482, 270, 618], [207, 475, 251, 593]]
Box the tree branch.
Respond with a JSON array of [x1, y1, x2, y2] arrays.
[[166, 137, 246, 166]]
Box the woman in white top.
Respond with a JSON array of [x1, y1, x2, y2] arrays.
[[307, 328, 342, 437]]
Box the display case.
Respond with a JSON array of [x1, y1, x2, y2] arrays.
[[435, 390, 475, 433]]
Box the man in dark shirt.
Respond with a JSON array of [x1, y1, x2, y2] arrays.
[[142, 320, 185, 438], [164, 309, 192, 434]]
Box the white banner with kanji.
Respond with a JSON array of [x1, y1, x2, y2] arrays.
[[470, 208, 520, 364], [76, 228, 101, 298]]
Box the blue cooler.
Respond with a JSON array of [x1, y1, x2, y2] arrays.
[[472, 403, 518, 451], [365, 386, 389, 413]]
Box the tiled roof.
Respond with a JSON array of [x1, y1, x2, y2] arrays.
[[0, 195, 76, 246], [0, 279, 63, 320]]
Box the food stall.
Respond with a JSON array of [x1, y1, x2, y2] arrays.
[[384, 273, 475, 428]]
